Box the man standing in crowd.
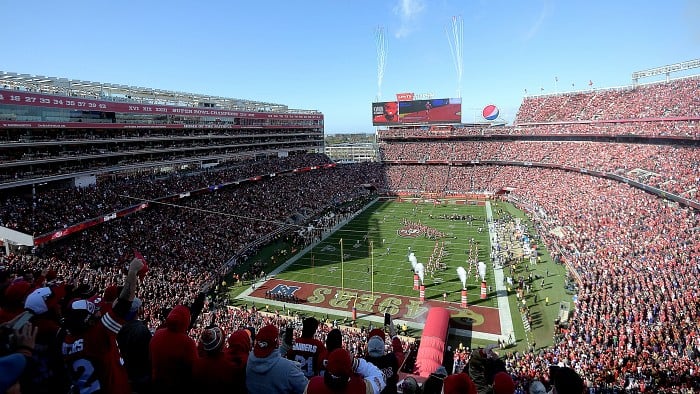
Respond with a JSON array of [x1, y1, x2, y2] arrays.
[[247, 324, 308, 394], [62, 257, 145, 394], [150, 304, 198, 393], [192, 325, 237, 393], [287, 317, 327, 378], [364, 319, 404, 394]]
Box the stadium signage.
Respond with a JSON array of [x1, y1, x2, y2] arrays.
[[0, 90, 323, 120], [251, 279, 502, 333], [396, 92, 414, 101], [372, 97, 461, 126]]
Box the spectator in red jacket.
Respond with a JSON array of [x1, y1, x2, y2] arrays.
[[226, 328, 252, 392], [150, 304, 197, 394], [192, 325, 238, 393], [61, 257, 144, 394]]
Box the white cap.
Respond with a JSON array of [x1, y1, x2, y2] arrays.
[[24, 287, 52, 314]]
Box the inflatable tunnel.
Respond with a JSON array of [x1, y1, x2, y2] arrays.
[[414, 307, 450, 377]]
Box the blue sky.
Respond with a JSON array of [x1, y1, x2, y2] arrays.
[[3, 0, 699, 133]]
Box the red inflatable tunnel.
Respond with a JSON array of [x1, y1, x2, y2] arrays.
[[414, 307, 450, 377]]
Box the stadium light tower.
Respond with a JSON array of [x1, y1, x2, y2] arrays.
[[446, 15, 464, 98], [376, 26, 388, 101]]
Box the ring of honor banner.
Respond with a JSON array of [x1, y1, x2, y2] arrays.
[[372, 98, 461, 125]]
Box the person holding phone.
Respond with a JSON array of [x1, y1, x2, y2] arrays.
[[0, 319, 38, 393], [364, 316, 405, 394]]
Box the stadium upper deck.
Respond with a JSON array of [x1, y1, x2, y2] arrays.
[[378, 75, 700, 139], [0, 71, 324, 189]]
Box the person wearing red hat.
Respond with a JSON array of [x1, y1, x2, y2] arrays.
[[305, 348, 386, 394], [246, 324, 308, 394], [0, 280, 32, 323], [363, 319, 404, 394], [492, 372, 515, 394], [226, 328, 252, 390], [442, 372, 478, 394]]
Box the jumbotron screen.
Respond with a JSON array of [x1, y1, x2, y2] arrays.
[[372, 98, 461, 125]]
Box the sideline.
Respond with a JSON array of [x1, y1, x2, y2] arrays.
[[485, 201, 514, 342]]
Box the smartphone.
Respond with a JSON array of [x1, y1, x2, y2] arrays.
[[12, 311, 33, 331], [285, 326, 294, 346], [384, 312, 391, 326]]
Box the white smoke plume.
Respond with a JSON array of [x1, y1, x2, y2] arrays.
[[478, 261, 487, 282], [457, 266, 467, 289], [408, 252, 417, 271], [415, 262, 424, 284]]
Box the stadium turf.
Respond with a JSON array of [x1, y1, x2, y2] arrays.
[[227, 198, 569, 352]]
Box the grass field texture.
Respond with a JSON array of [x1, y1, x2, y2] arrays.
[[278, 199, 496, 306], [229, 199, 572, 352]]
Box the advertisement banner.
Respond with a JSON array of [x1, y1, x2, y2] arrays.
[[372, 98, 461, 125], [396, 92, 415, 101]]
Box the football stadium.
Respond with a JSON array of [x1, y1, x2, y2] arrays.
[[1, 19, 700, 394]]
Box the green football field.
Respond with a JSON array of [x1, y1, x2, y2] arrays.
[[228, 198, 570, 352], [276, 198, 498, 307]]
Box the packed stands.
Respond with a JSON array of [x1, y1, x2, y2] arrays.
[[1, 72, 699, 393]]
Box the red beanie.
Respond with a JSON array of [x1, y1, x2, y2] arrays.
[[493, 372, 515, 394], [443, 373, 477, 394], [326, 348, 353, 378]]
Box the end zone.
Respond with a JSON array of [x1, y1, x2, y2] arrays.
[[240, 278, 503, 338]]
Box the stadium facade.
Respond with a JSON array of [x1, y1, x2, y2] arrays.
[[0, 71, 324, 190]]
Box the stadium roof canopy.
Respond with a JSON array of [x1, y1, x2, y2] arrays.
[[0, 71, 319, 114]]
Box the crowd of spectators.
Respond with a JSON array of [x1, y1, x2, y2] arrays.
[[1, 135, 699, 391], [378, 75, 699, 139], [380, 141, 699, 199], [516, 76, 700, 123], [494, 167, 699, 392], [0, 153, 333, 235], [378, 120, 699, 139]]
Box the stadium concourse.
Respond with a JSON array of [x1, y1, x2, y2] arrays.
[[0, 75, 699, 392]]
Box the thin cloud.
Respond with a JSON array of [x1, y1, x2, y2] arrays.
[[685, 0, 700, 43], [523, 0, 552, 41], [393, 0, 426, 38]]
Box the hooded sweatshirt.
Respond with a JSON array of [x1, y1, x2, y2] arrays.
[[227, 329, 252, 368], [246, 348, 308, 394], [150, 305, 197, 394]]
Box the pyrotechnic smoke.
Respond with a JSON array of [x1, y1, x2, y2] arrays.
[[408, 252, 417, 271], [457, 266, 467, 289], [415, 263, 425, 284], [478, 261, 486, 281]]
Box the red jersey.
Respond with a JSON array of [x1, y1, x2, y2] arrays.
[[288, 337, 327, 378], [62, 312, 130, 394]]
